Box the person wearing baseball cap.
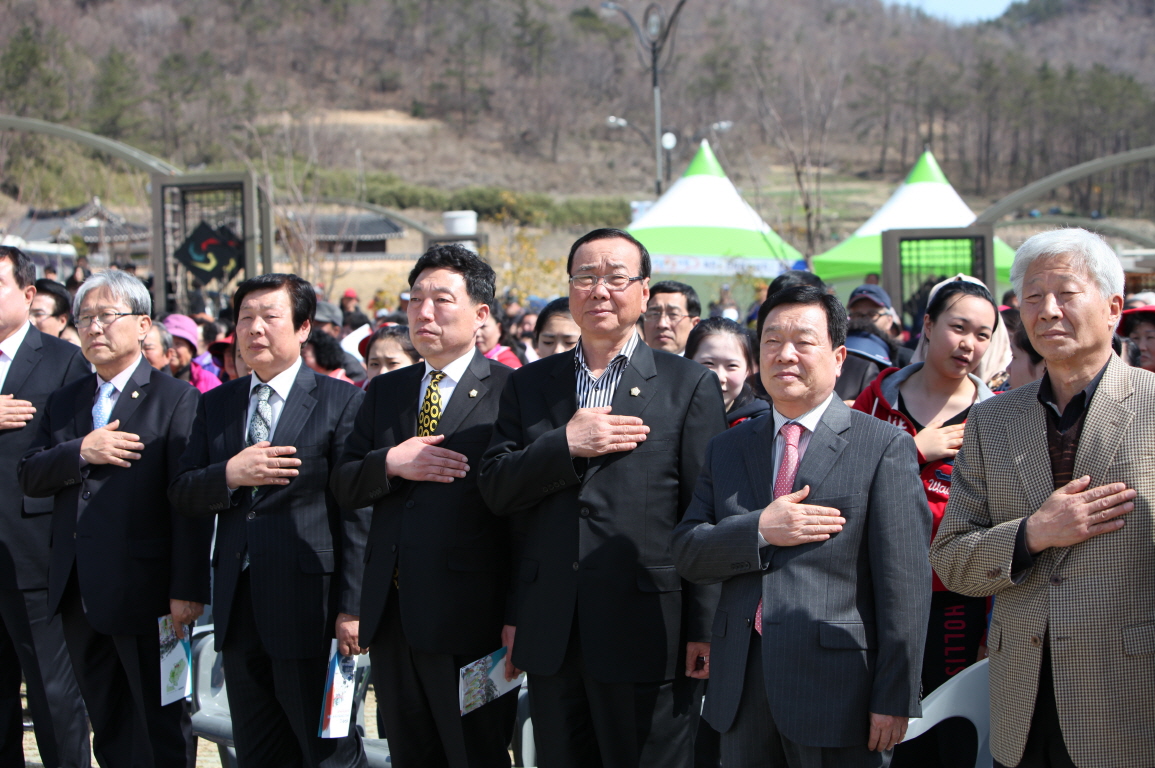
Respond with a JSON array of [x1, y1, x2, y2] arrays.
[[1121, 305, 1155, 372], [340, 288, 360, 315], [162, 314, 221, 393], [847, 284, 913, 366]]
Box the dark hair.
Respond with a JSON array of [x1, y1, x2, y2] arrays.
[[306, 329, 346, 372], [685, 317, 756, 371], [1115, 335, 1141, 367], [233, 273, 316, 330], [408, 243, 496, 304], [1014, 323, 1044, 366], [35, 278, 71, 318], [767, 270, 825, 297], [344, 310, 371, 329], [0, 246, 36, 289], [925, 280, 1000, 331], [566, 228, 651, 279], [757, 285, 847, 348], [649, 280, 701, 318], [202, 320, 222, 346], [365, 324, 420, 363], [1000, 307, 1021, 336], [1001, 289, 1017, 306], [533, 298, 573, 343]]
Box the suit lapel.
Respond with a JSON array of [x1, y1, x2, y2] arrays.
[[793, 398, 851, 494], [268, 363, 318, 449], [547, 351, 579, 427], [73, 373, 97, 435], [107, 357, 154, 428], [226, 375, 253, 458], [1072, 356, 1131, 485], [1005, 386, 1053, 520], [2, 326, 43, 396], [397, 364, 422, 439], [743, 415, 779, 507], [434, 352, 490, 438]]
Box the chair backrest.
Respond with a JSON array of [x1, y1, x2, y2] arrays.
[[191, 627, 230, 716], [903, 658, 992, 768]]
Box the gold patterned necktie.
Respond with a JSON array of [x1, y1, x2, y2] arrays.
[[418, 371, 446, 436]]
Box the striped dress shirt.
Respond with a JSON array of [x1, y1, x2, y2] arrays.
[[574, 332, 640, 408]]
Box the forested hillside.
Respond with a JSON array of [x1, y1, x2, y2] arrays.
[[1, 0, 1154, 248]]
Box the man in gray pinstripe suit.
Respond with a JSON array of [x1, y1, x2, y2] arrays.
[[672, 285, 932, 768]]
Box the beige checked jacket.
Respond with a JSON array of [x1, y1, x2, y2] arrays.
[[930, 354, 1155, 768]]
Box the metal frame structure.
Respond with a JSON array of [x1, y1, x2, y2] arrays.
[[150, 171, 273, 314], [0, 115, 183, 175], [881, 225, 995, 325]]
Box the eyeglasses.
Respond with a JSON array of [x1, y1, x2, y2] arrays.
[[76, 311, 144, 329], [644, 308, 688, 324], [569, 274, 645, 291], [849, 309, 888, 322]]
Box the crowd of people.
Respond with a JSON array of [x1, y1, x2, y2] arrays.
[[0, 224, 1150, 768]]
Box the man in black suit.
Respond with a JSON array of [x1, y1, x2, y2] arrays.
[[479, 229, 728, 768], [0, 247, 91, 768], [19, 270, 212, 768], [170, 273, 369, 768], [671, 286, 931, 767], [332, 244, 517, 768]]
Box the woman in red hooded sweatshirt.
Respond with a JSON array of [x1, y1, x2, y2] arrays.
[[853, 277, 1000, 768]]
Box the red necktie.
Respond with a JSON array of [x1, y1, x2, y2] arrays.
[[755, 422, 804, 635]]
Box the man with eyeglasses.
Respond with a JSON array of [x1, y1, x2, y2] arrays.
[[20, 270, 212, 768], [846, 284, 912, 367], [481, 228, 727, 768], [642, 281, 701, 356]]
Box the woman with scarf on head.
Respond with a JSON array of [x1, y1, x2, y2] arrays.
[[853, 275, 1002, 768]]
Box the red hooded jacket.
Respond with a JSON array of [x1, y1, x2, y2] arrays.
[[852, 362, 995, 591]]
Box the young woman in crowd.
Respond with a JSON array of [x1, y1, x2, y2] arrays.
[[531, 298, 580, 359], [1008, 322, 1046, 390], [360, 324, 422, 381], [476, 300, 525, 368], [853, 277, 1001, 768], [685, 317, 768, 427], [1121, 305, 1155, 372], [303, 329, 355, 383]]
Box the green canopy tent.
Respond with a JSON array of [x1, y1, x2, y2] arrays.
[[812, 151, 1015, 295], [629, 141, 802, 309]]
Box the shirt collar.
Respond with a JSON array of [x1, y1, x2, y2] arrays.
[[0, 322, 32, 362], [575, 331, 641, 375], [771, 391, 835, 437], [1037, 359, 1109, 419], [97, 354, 143, 394], [251, 355, 303, 402], [424, 346, 476, 385]]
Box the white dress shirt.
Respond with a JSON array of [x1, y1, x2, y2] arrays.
[[418, 347, 476, 413], [245, 356, 303, 442], [94, 354, 143, 411], [758, 391, 835, 548], [0, 322, 32, 392]]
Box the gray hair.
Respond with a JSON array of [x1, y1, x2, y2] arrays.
[[1010, 228, 1124, 300], [152, 322, 175, 351], [73, 270, 152, 318]]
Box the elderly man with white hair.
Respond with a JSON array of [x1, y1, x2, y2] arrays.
[[930, 228, 1154, 768]]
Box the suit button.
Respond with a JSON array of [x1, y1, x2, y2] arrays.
[[745, 618, 752, 628], [572, 562, 579, 571], [246, 511, 256, 520], [1030, 636, 1042, 647], [580, 507, 590, 518], [987, 567, 1002, 579], [405, 500, 414, 509], [82, 491, 90, 500], [1049, 575, 1063, 586], [73, 532, 77, 539]]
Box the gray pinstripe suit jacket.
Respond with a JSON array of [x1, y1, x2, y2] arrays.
[[930, 353, 1155, 768], [671, 397, 932, 748]]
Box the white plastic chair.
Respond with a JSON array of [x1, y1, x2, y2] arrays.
[[903, 658, 992, 768]]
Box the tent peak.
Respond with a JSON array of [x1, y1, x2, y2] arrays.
[[905, 150, 950, 185], [683, 139, 727, 179]]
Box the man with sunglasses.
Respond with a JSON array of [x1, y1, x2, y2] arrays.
[[480, 228, 727, 768], [20, 270, 212, 767]]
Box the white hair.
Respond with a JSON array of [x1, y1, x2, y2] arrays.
[[73, 270, 153, 317], [1010, 228, 1124, 300]]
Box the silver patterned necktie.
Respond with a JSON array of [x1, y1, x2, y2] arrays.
[[247, 384, 273, 447]]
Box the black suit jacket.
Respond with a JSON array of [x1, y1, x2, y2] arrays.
[[332, 353, 513, 658], [0, 326, 89, 590], [18, 356, 211, 636], [478, 342, 727, 683], [169, 362, 369, 659]]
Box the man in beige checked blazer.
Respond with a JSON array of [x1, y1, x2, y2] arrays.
[[931, 228, 1154, 768]]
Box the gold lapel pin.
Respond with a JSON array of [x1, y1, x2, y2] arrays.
[[469, 389, 478, 398], [131, 391, 139, 399], [630, 387, 641, 397]]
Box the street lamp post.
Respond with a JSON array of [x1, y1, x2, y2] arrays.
[[602, 0, 690, 196]]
